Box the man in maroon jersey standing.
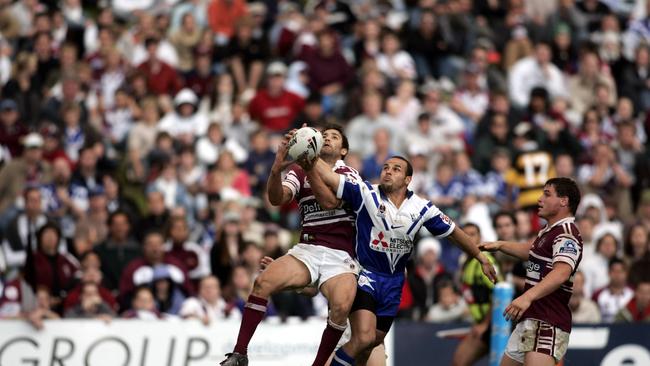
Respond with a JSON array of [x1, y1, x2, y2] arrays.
[[481, 177, 582, 366], [220, 124, 359, 366]]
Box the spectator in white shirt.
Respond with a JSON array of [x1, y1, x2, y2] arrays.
[[179, 275, 240, 325], [376, 30, 417, 83], [345, 91, 397, 158], [508, 42, 567, 109], [592, 258, 634, 323], [570, 271, 602, 324]]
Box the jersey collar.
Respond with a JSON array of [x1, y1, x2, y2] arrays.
[[538, 216, 575, 236], [378, 186, 414, 205]]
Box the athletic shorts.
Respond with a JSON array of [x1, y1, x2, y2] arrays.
[[287, 244, 359, 288], [504, 318, 570, 364], [350, 268, 404, 332]]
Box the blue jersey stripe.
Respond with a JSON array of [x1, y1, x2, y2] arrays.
[[406, 202, 433, 235], [365, 182, 389, 230]]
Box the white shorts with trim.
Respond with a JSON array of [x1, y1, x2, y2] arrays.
[[287, 244, 359, 288], [505, 318, 570, 364]]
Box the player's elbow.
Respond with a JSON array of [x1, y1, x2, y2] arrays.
[[268, 195, 282, 206]]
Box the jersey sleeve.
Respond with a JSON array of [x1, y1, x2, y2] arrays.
[[422, 205, 456, 238], [552, 235, 582, 271], [335, 174, 365, 211], [281, 167, 302, 200]]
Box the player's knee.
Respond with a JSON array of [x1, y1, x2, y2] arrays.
[[328, 302, 352, 323], [354, 329, 376, 349]]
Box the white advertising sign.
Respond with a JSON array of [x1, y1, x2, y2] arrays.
[[0, 318, 328, 366]]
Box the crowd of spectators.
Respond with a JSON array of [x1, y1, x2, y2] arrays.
[[1, 0, 650, 328]]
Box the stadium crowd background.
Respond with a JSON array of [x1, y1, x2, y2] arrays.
[[0, 0, 650, 328]]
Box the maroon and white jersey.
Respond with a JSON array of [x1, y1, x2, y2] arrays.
[[282, 160, 358, 257], [522, 217, 583, 332]]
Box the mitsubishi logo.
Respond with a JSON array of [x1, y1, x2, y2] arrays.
[[372, 232, 388, 247]]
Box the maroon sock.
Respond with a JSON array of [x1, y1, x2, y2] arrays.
[[233, 295, 268, 355], [312, 319, 347, 366]]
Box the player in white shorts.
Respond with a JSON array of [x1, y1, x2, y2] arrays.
[[221, 124, 360, 366]]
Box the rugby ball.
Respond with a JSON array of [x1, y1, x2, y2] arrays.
[[287, 126, 323, 161]]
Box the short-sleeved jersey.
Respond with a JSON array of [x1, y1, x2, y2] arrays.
[[282, 160, 359, 257], [336, 174, 455, 275], [522, 217, 583, 332]]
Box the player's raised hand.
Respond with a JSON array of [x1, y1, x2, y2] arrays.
[[296, 154, 318, 171], [478, 241, 502, 252], [503, 295, 532, 322], [271, 129, 297, 173]]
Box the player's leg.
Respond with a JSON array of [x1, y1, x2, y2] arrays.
[[356, 328, 388, 366], [331, 308, 377, 366], [223, 253, 312, 365], [523, 352, 556, 366], [500, 354, 523, 366], [452, 333, 489, 366], [311, 248, 359, 366], [251, 254, 313, 297], [312, 272, 358, 366], [524, 322, 569, 366]]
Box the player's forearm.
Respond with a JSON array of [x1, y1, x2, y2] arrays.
[[522, 263, 573, 302], [312, 158, 341, 191], [266, 170, 286, 206], [306, 168, 340, 209], [448, 226, 484, 262], [496, 241, 531, 261]]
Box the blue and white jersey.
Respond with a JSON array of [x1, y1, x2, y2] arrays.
[[336, 174, 456, 275]]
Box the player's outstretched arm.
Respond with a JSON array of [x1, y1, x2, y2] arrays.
[[503, 262, 573, 321], [448, 227, 498, 283], [301, 157, 341, 192], [267, 131, 295, 206], [304, 162, 341, 210], [478, 241, 531, 261]]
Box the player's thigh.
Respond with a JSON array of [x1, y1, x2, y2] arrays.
[[524, 351, 556, 366], [320, 273, 357, 310], [500, 354, 523, 366], [256, 254, 311, 293], [453, 334, 489, 366]]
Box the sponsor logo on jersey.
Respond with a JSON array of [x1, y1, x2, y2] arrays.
[[376, 204, 386, 219], [370, 232, 411, 254], [358, 273, 375, 290], [301, 201, 323, 214], [440, 213, 451, 225], [559, 239, 578, 255], [526, 261, 541, 272]]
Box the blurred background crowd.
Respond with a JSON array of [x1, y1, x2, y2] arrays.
[[0, 0, 650, 329]]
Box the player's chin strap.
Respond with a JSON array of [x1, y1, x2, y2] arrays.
[[327, 318, 348, 331]]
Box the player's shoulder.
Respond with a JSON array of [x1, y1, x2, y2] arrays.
[[550, 219, 582, 243], [334, 161, 360, 176], [409, 192, 439, 212]]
